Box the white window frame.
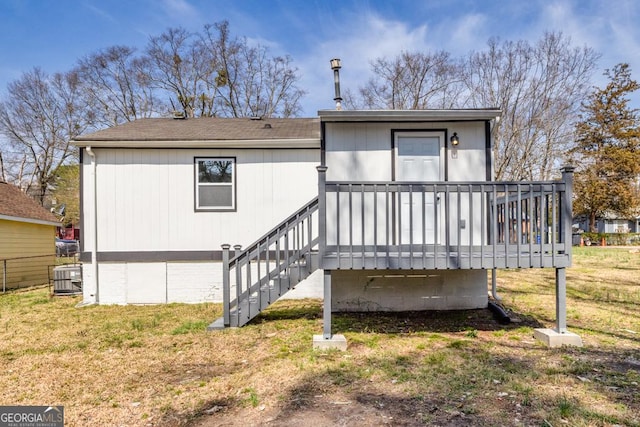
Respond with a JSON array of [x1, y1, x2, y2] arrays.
[[195, 157, 236, 211]]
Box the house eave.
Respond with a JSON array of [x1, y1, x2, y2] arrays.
[[318, 109, 502, 122], [0, 214, 60, 227], [72, 138, 321, 149]]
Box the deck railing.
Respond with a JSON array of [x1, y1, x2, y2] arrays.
[[317, 166, 574, 270]]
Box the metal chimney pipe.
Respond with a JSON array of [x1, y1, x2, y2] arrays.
[[330, 58, 342, 110]]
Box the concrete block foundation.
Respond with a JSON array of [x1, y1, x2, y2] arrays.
[[331, 269, 488, 311], [313, 334, 348, 351], [534, 328, 583, 348]]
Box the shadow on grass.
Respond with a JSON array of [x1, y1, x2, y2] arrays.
[[184, 345, 639, 427], [333, 306, 544, 334], [247, 349, 542, 426], [249, 299, 544, 333], [252, 301, 323, 323]]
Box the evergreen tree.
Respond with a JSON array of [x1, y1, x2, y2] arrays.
[[573, 64, 640, 231]]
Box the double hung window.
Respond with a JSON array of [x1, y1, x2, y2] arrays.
[[195, 157, 236, 211]]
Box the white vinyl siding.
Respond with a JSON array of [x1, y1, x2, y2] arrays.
[[82, 148, 318, 252]]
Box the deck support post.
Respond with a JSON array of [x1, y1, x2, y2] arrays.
[[533, 165, 582, 347], [533, 266, 582, 347], [317, 165, 332, 339], [555, 267, 567, 334], [313, 165, 347, 350], [323, 269, 332, 338], [313, 269, 346, 350]]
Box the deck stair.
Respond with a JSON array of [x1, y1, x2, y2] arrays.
[[209, 198, 319, 329]]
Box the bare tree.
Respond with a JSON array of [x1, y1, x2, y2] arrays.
[[0, 68, 89, 203], [357, 51, 463, 109], [199, 21, 305, 118], [143, 27, 213, 118], [464, 33, 599, 180], [355, 32, 599, 180], [75, 45, 162, 126]]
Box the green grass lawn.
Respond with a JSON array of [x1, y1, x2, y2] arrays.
[[0, 247, 638, 426]]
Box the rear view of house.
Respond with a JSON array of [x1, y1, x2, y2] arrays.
[[0, 182, 59, 290], [74, 92, 581, 347]]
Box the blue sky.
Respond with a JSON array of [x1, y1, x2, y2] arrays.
[[1, 0, 640, 116]]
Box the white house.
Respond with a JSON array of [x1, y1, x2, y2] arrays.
[[74, 117, 322, 305], [75, 108, 581, 348]]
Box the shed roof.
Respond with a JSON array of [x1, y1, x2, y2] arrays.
[[73, 117, 321, 148], [0, 182, 59, 226]]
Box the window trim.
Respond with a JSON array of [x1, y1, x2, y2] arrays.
[[194, 156, 237, 212]]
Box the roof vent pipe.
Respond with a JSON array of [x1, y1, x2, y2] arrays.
[[330, 58, 342, 110]]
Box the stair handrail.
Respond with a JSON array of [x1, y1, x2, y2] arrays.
[[220, 197, 319, 327]]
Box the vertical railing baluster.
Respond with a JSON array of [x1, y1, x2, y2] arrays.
[[517, 184, 522, 268], [445, 184, 451, 268], [257, 241, 262, 309], [480, 185, 485, 268], [409, 184, 414, 269], [434, 184, 439, 266], [456, 185, 462, 268], [275, 238, 281, 295], [348, 184, 353, 268], [468, 184, 474, 267], [221, 244, 231, 326], [504, 185, 510, 266], [540, 190, 549, 267], [385, 185, 390, 264], [373, 184, 378, 268], [233, 244, 243, 321], [398, 186, 402, 264], [552, 183, 557, 266], [265, 234, 271, 302], [336, 183, 341, 263], [398, 185, 403, 267], [422, 185, 426, 268], [246, 254, 252, 316], [492, 185, 497, 267], [361, 184, 365, 267], [528, 184, 534, 267]]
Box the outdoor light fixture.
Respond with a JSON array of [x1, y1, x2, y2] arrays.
[[450, 132, 460, 146], [330, 58, 343, 110]]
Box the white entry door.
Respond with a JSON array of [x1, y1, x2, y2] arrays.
[[396, 134, 443, 244]]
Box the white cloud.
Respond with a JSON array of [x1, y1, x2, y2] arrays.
[[448, 13, 489, 55], [296, 12, 435, 114], [161, 0, 199, 23]]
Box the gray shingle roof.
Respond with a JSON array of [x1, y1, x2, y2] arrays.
[[73, 117, 320, 146], [0, 182, 59, 225]]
